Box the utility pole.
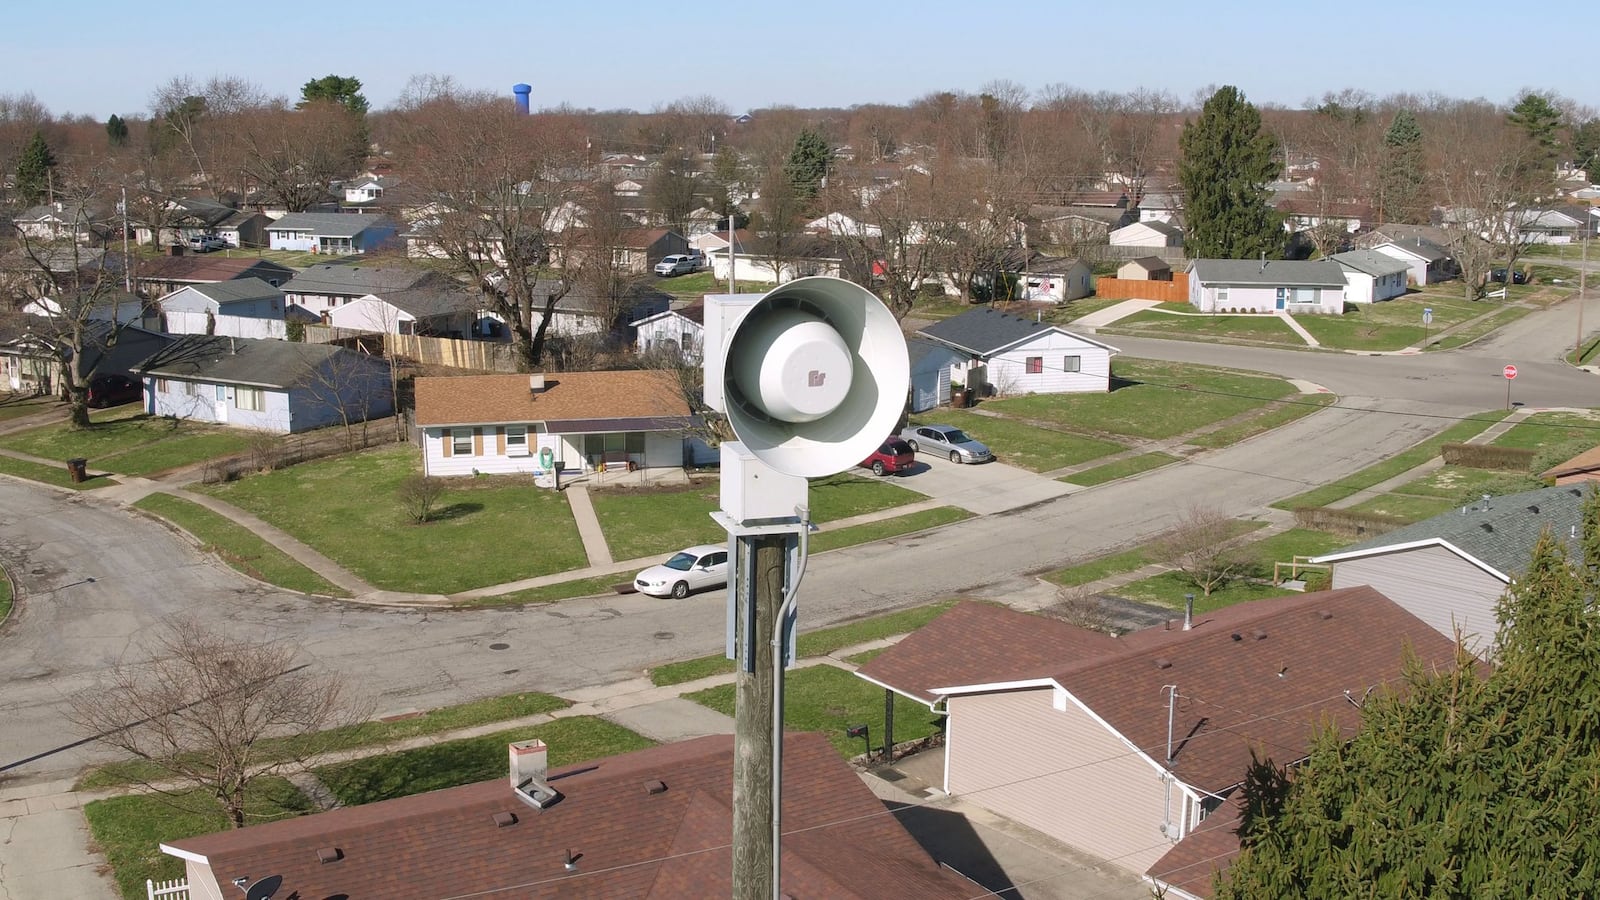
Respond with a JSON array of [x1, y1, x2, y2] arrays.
[[1579, 228, 1590, 364], [120, 186, 132, 294], [731, 536, 786, 900]]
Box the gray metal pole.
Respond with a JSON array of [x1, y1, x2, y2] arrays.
[[732, 535, 785, 900]]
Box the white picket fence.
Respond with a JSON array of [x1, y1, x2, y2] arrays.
[[148, 877, 190, 899]]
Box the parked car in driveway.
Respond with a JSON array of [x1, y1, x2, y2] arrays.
[[900, 424, 992, 464], [1489, 268, 1529, 284], [86, 374, 143, 408], [861, 436, 916, 475], [653, 253, 705, 277], [187, 234, 228, 252], [634, 544, 728, 598]]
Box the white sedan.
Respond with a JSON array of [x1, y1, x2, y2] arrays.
[[634, 545, 729, 598]]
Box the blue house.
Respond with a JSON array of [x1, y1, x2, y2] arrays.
[[134, 335, 393, 434]]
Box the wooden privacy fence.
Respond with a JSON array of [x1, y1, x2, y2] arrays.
[[305, 326, 521, 373], [1094, 271, 1189, 302]]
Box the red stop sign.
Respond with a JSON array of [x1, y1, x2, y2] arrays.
[[1504, 364, 1518, 380]]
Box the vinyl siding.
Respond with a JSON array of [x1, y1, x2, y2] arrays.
[[421, 427, 684, 477], [946, 688, 1177, 874], [183, 862, 225, 900], [1330, 544, 1505, 657], [986, 334, 1113, 395], [1190, 282, 1343, 315], [635, 314, 704, 362]]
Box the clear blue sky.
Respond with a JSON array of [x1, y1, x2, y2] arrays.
[[7, 1, 1586, 119]]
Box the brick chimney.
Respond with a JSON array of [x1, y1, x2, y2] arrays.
[[509, 739, 547, 788]]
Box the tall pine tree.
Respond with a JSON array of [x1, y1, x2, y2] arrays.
[[783, 128, 830, 203], [1378, 110, 1425, 225], [14, 130, 56, 207], [105, 114, 128, 147], [1177, 86, 1283, 259]]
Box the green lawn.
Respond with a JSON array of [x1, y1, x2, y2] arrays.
[[456, 573, 635, 608], [589, 473, 922, 561], [315, 716, 653, 806], [1187, 394, 1338, 449], [1272, 411, 1512, 510], [1390, 466, 1549, 501], [84, 778, 311, 900], [1065, 452, 1180, 486], [1294, 294, 1482, 351], [1103, 310, 1304, 345], [0, 393, 57, 422], [808, 505, 972, 552], [1432, 306, 1533, 350], [650, 600, 958, 687], [1044, 546, 1154, 587], [133, 493, 349, 596], [985, 359, 1299, 441], [0, 453, 109, 489], [196, 445, 587, 593], [910, 409, 1125, 472], [1344, 493, 1459, 523], [0, 407, 251, 476], [78, 690, 572, 791], [686, 665, 942, 757], [654, 270, 774, 300], [1108, 528, 1347, 614], [0, 565, 11, 625], [1490, 411, 1600, 455]]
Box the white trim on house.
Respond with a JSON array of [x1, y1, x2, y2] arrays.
[[854, 671, 944, 711], [156, 844, 209, 865], [1310, 537, 1511, 583]]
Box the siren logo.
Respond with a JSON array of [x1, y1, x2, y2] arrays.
[[807, 370, 826, 387]]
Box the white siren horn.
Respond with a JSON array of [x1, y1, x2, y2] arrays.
[[722, 276, 908, 478]]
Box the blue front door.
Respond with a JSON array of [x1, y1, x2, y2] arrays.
[[1275, 287, 1286, 310]]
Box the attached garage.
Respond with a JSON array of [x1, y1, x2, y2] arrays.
[[908, 337, 963, 412]]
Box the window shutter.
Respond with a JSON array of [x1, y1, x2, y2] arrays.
[[496, 430, 506, 455], [441, 430, 453, 458], [473, 427, 484, 456]]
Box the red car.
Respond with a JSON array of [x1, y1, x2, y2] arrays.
[[860, 437, 916, 476], [86, 374, 143, 409]]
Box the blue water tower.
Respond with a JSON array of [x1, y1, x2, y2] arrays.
[[512, 84, 531, 114]]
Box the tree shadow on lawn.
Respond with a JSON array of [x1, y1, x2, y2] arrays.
[[424, 502, 483, 522]]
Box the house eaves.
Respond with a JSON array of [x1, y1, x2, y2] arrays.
[[983, 329, 1122, 360], [1309, 537, 1511, 583]]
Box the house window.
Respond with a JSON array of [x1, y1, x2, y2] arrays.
[[1289, 288, 1318, 304], [1026, 356, 1043, 375], [1216, 287, 1230, 304], [183, 382, 198, 397], [681, 331, 695, 348], [154, 378, 169, 393], [215, 385, 226, 401], [235, 387, 264, 412], [1063, 355, 1081, 373], [505, 426, 529, 457], [451, 429, 474, 456]]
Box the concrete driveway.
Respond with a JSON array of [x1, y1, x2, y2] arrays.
[[880, 455, 1078, 515]]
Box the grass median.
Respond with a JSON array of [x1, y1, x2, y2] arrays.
[[0, 405, 251, 476], [649, 600, 958, 687], [133, 493, 349, 597], [1064, 452, 1180, 486], [0, 453, 107, 489]]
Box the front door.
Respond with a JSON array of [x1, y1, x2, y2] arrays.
[[1275, 287, 1286, 310], [213, 384, 228, 423]]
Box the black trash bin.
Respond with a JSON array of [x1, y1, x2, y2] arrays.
[[66, 457, 88, 483]]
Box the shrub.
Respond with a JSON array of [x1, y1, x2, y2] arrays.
[[398, 474, 446, 524], [1440, 442, 1535, 471], [1291, 507, 1409, 538]]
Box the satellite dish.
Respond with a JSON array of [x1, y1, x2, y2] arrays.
[[245, 875, 283, 900], [721, 276, 908, 478]]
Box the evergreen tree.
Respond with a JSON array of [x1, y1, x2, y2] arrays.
[[1177, 86, 1283, 259], [105, 114, 128, 147], [1379, 109, 1426, 224], [299, 75, 369, 117], [1571, 119, 1600, 176], [783, 128, 830, 202], [1220, 531, 1600, 898], [1508, 91, 1563, 169], [14, 130, 56, 206]]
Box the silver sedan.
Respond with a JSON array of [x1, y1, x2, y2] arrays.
[[900, 424, 993, 464]]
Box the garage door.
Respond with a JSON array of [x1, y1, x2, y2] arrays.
[[911, 368, 947, 412]]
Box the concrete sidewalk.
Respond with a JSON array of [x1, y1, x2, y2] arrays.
[[1072, 298, 1160, 330]]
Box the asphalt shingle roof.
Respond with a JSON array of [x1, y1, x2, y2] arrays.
[[134, 334, 378, 388], [183, 277, 284, 306], [1330, 248, 1412, 277], [267, 212, 395, 237], [1315, 483, 1593, 579], [1190, 258, 1347, 288], [166, 733, 974, 900], [281, 263, 437, 297], [413, 370, 691, 428], [917, 307, 1113, 356]]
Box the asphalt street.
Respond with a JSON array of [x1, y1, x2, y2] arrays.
[[0, 295, 1595, 786]]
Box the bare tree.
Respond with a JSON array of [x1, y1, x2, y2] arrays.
[[1047, 583, 1113, 633], [398, 473, 447, 523], [822, 164, 941, 321], [1157, 505, 1248, 597], [236, 100, 365, 212], [1430, 100, 1542, 298], [68, 619, 369, 828]]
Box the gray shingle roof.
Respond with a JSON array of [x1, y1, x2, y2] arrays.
[[134, 334, 383, 389], [185, 277, 283, 306], [1330, 249, 1411, 277], [1190, 258, 1346, 288], [281, 263, 436, 297], [1314, 484, 1592, 579], [266, 212, 395, 237], [917, 307, 1115, 356], [369, 275, 479, 318], [1114, 220, 1182, 237]]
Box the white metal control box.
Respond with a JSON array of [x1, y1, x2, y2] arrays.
[[719, 441, 807, 524]]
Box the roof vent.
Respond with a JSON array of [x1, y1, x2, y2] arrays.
[[1253, 629, 1268, 641], [510, 739, 562, 810], [317, 847, 343, 864], [1318, 610, 1333, 620], [645, 780, 668, 795], [1527, 504, 1540, 514], [493, 811, 518, 828], [1155, 658, 1173, 669], [529, 373, 546, 394], [1230, 632, 1243, 642], [1480, 522, 1494, 533]]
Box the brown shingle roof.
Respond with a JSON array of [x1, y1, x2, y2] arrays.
[[167, 733, 975, 899], [413, 370, 691, 428], [1145, 793, 1244, 898], [1542, 443, 1600, 482], [855, 601, 1119, 705], [135, 256, 296, 284]]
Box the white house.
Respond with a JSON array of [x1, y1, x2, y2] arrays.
[[631, 302, 704, 363], [325, 280, 481, 337], [806, 212, 881, 238], [1331, 249, 1410, 304], [1017, 256, 1094, 303], [22, 292, 146, 325], [1108, 220, 1183, 249], [412, 370, 694, 478], [342, 175, 395, 205], [917, 307, 1119, 397], [708, 235, 843, 284], [135, 334, 393, 433], [907, 336, 966, 412], [1116, 257, 1173, 281], [1311, 484, 1590, 659], [266, 213, 398, 255], [1361, 225, 1459, 286], [157, 278, 289, 340], [1188, 259, 1347, 315]]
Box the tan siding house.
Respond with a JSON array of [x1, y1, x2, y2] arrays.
[[1329, 543, 1504, 656], [947, 688, 1181, 874]]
